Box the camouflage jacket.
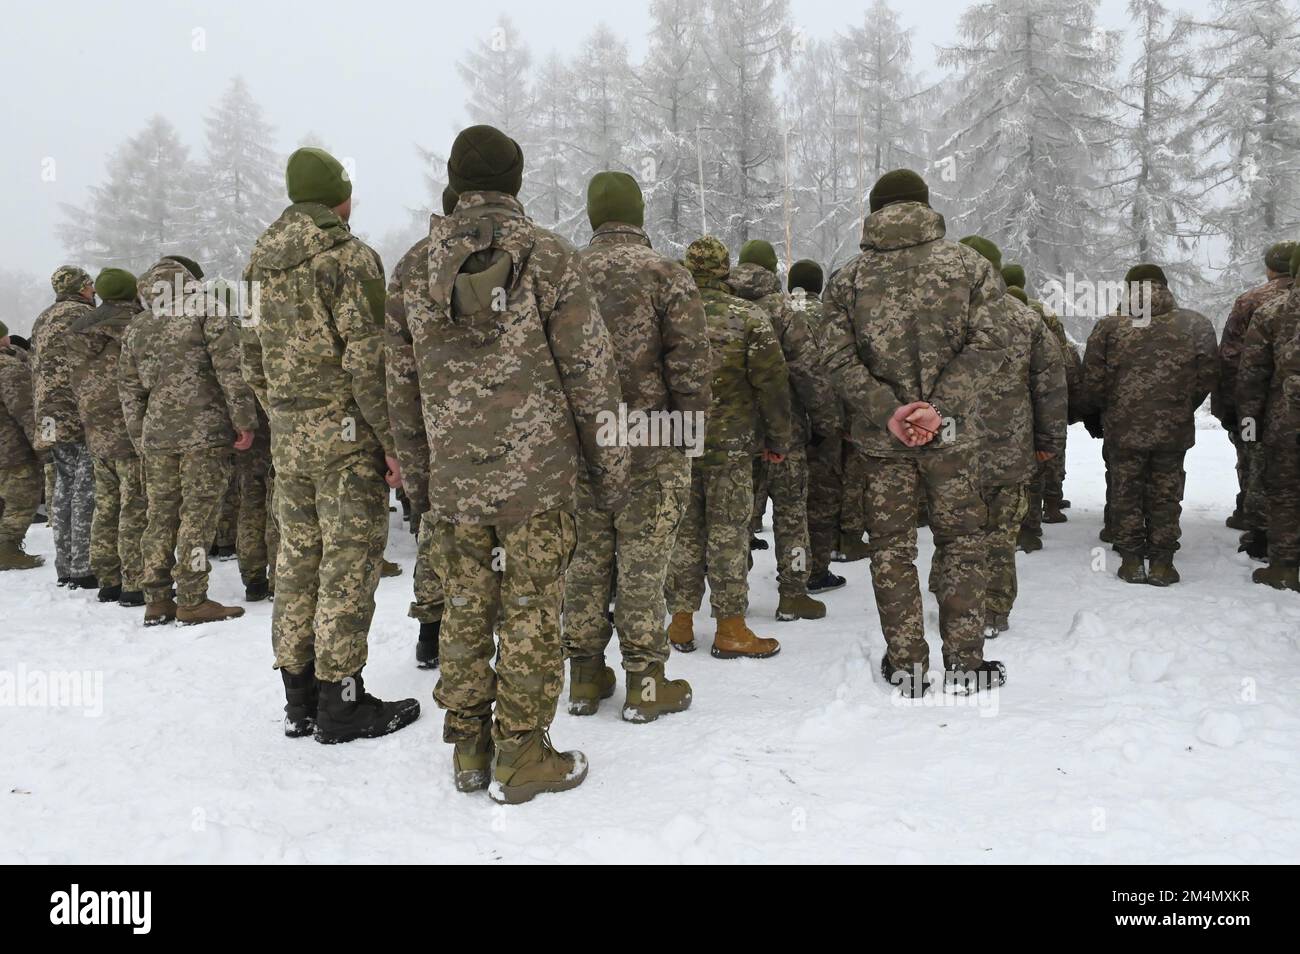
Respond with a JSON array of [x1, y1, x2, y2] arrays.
[[0, 345, 38, 468], [67, 299, 139, 460], [1032, 301, 1083, 420], [1217, 276, 1293, 427], [1237, 286, 1300, 447], [385, 190, 629, 525], [822, 201, 1006, 459], [980, 296, 1068, 486], [243, 203, 392, 476], [385, 221, 437, 513], [577, 222, 713, 467], [730, 262, 839, 447], [1082, 286, 1218, 452], [30, 294, 93, 448], [120, 259, 257, 457]]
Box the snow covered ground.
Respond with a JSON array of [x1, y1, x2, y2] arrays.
[[3, 422, 1299, 864]]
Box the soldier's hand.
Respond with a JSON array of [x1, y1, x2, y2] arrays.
[[762, 449, 786, 464], [889, 402, 936, 447], [385, 455, 403, 489], [1035, 450, 1056, 462], [233, 429, 254, 451]]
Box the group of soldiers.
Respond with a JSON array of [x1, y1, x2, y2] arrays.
[[0, 120, 1287, 804]]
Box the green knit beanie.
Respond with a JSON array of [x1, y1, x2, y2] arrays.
[[442, 185, 459, 216], [738, 239, 778, 273], [959, 235, 1002, 271], [447, 124, 524, 196], [161, 254, 203, 280], [868, 169, 929, 213], [1005, 286, 1028, 304], [285, 147, 353, 208], [1266, 241, 1298, 274], [788, 259, 823, 294], [685, 236, 730, 281], [0, 319, 9, 338], [1125, 264, 1168, 286], [1001, 264, 1026, 289], [587, 171, 644, 229], [94, 268, 138, 302]]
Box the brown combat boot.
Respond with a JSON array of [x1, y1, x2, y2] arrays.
[[143, 597, 177, 627], [1146, 557, 1181, 587], [1252, 561, 1300, 591], [0, 540, 44, 571], [712, 616, 780, 660], [1042, 503, 1067, 524], [776, 592, 826, 621], [1117, 553, 1147, 584], [567, 655, 616, 716], [381, 559, 402, 578], [490, 729, 588, 805], [176, 599, 245, 626], [667, 611, 696, 653], [622, 662, 692, 723]]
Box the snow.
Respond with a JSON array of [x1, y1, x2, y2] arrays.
[[3, 422, 1299, 863]]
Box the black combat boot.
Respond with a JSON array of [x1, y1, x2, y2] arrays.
[[245, 579, 270, 602], [749, 535, 769, 551], [281, 663, 319, 738], [880, 655, 930, 698], [117, 590, 145, 607], [943, 659, 1007, 695], [67, 574, 98, 590], [416, 620, 440, 669], [1117, 552, 1147, 584], [807, 569, 847, 593], [314, 671, 420, 744], [97, 584, 122, 603], [1238, 530, 1268, 561]]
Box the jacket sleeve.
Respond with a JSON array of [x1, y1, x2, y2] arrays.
[[1080, 318, 1112, 418], [927, 256, 1006, 441], [116, 333, 147, 454], [1235, 305, 1275, 429], [1192, 313, 1220, 412], [384, 254, 430, 513], [1028, 317, 1068, 456], [0, 356, 39, 449], [203, 313, 259, 434], [1215, 292, 1252, 424], [775, 296, 840, 438], [331, 243, 394, 456], [746, 307, 793, 455], [822, 267, 902, 432], [545, 250, 629, 512], [658, 263, 713, 420]]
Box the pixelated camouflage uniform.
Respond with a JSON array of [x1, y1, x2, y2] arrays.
[[1082, 284, 1218, 559], [665, 238, 793, 619], [730, 262, 838, 596], [68, 298, 146, 591], [822, 200, 1005, 674], [1237, 287, 1300, 564], [385, 191, 629, 744], [244, 202, 392, 680], [0, 344, 42, 550], [1022, 301, 1081, 535], [31, 265, 96, 578], [561, 221, 712, 671]]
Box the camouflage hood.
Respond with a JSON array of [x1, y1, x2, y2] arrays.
[[861, 200, 946, 252], [51, 265, 91, 300], [1120, 282, 1176, 320], [729, 261, 782, 301], [249, 203, 353, 272], [70, 299, 137, 349]]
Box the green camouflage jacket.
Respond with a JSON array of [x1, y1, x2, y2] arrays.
[[385, 190, 629, 525], [822, 201, 1006, 458], [68, 299, 140, 460], [1215, 275, 1292, 426], [1237, 286, 1300, 447], [1082, 285, 1218, 452], [0, 345, 38, 468], [385, 222, 436, 513], [1031, 300, 1083, 419], [120, 258, 257, 457], [243, 203, 392, 476], [31, 291, 93, 448]]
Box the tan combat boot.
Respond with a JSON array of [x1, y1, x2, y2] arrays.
[[380, 559, 402, 578], [0, 540, 44, 571], [490, 729, 588, 805], [776, 592, 826, 621], [453, 722, 494, 793], [712, 616, 780, 660], [176, 599, 245, 626], [143, 597, 177, 627], [567, 655, 616, 716], [622, 662, 692, 723], [1252, 561, 1299, 591], [667, 611, 696, 653]]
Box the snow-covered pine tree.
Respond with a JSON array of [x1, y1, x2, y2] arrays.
[[527, 52, 584, 236], [457, 14, 535, 159]]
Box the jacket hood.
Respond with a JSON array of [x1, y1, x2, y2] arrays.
[[71, 299, 136, 356], [249, 203, 353, 272], [729, 261, 782, 301], [861, 201, 946, 252], [589, 222, 652, 249]]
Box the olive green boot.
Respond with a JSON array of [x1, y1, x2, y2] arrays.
[[0, 540, 44, 571], [489, 730, 588, 805], [176, 599, 245, 625], [453, 722, 494, 793], [622, 662, 692, 723], [1117, 553, 1147, 584], [776, 592, 826, 621], [567, 655, 616, 716], [1146, 556, 1180, 587], [1252, 561, 1300, 591], [833, 533, 871, 562]]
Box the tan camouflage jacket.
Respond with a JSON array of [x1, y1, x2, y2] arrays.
[[822, 201, 1006, 458], [1082, 286, 1218, 452], [243, 203, 393, 476], [1237, 286, 1300, 447], [120, 259, 257, 457], [1219, 276, 1293, 428], [1031, 301, 1083, 419], [68, 299, 140, 460], [730, 262, 839, 447], [31, 294, 93, 448], [980, 296, 1068, 486], [577, 222, 713, 467], [0, 345, 38, 468], [385, 190, 629, 525]]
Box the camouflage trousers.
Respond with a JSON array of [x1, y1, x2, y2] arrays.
[[1239, 437, 1268, 535], [1043, 434, 1067, 505], [142, 447, 233, 606], [216, 469, 238, 549], [409, 515, 444, 624], [90, 455, 145, 591], [766, 448, 811, 596], [1107, 446, 1186, 558], [840, 442, 870, 537], [272, 454, 388, 683], [234, 446, 276, 586], [751, 456, 769, 533], [433, 508, 576, 744], [1262, 442, 1300, 563], [51, 441, 95, 578], [863, 452, 988, 673], [0, 461, 42, 547], [981, 484, 1028, 617], [806, 435, 843, 576], [665, 450, 752, 619], [563, 452, 690, 671]]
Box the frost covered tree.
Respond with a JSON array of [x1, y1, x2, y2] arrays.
[[199, 77, 281, 281], [0, 268, 48, 336], [457, 14, 534, 147], [526, 52, 584, 236]]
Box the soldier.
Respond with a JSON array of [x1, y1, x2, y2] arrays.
[[1081, 265, 1217, 585], [1216, 241, 1295, 559], [0, 319, 44, 570], [67, 269, 146, 606], [822, 169, 1006, 697], [31, 265, 97, 587], [244, 146, 420, 743], [730, 240, 839, 620], [665, 236, 792, 658], [787, 259, 849, 593], [119, 256, 256, 626], [1236, 247, 1300, 590], [560, 171, 711, 723], [386, 125, 627, 802]]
